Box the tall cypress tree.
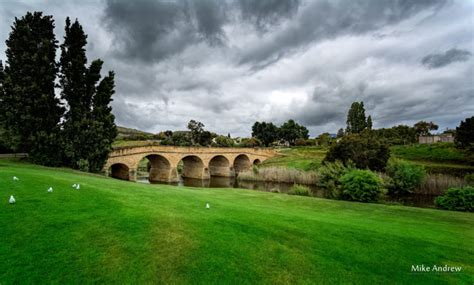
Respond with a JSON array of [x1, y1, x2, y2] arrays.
[[60, 17, 116, 170], [88, 71, 118, 172], [60, 17, 89, 167], [1, 12, 63, 165], [346, 102, 368, 134]]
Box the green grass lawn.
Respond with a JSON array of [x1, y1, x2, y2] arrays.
[[0, 160, 472, 284], [391, 143, 468, 164], [261, 147, 326, 170]]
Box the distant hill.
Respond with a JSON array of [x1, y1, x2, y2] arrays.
[[116, 126, 154, 139]]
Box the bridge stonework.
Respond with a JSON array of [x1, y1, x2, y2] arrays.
[[104, 146, 276, 182]]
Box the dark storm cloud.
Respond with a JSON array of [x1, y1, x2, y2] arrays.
[[421, 48, 472, 68], [239, 0, 447, 66], [237, 0, 301, 30], [103, 0, 227, 63]]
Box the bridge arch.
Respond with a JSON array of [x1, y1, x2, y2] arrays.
[[209, 155, 234, 177], [109, 163, 130, 180], [234, 154, 251, 173], [253, 158, 261, 165], [180, 155, 210, 180], [142, 154, 176, 182]]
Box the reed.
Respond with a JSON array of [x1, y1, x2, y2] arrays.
[[416, 174, 467, 195], [238, 166, 319, 185]]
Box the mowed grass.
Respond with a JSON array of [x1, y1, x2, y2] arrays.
[[261, 147, 326, 170], [391, 143, 468, 164], [1, 160, 473, 284]]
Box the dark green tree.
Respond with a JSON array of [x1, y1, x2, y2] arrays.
[[346, 102, 368, 134], [187, 120, 205, 146], [1, 12, 63, 165], [336, 128, 345, 138], [455, 116, 474, 150], [60, 17, 115, 169], [324, 131, 390, 171], [87, 71, 118, 172], [414, 121, 438, 137], [367, 115, 373, 130], [279, 119, 309, 145], [252, 121, 279, 146]]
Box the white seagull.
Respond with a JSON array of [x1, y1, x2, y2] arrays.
[[13, 176, 19, 181], [206, 203, 210, 209], [9, 195, 16, 204], [47, 187, 53, 193]]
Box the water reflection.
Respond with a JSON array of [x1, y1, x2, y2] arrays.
[[137, 176, 437, 208]]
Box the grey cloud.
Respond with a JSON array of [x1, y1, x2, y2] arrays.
[[103, 0, 228, 63], [421, 48, 472, 68], [239, 0, 447, 66], [237, 0, 300, 31]]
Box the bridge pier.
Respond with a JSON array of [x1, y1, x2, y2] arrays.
[[129, 169, 137, 182]]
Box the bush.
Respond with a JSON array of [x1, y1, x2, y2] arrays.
[[319, 161, 353, 198], [324, 131, 390, 171], [239, 137, 262, 147], [77, 159, 90, 172], [339, 169, 383, 202], [435, 186, 474, 212], [288, 184, 310, 196], [386, 159, 425, 195]]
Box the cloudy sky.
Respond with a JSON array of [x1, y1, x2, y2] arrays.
[[1, 0, 473, 137]]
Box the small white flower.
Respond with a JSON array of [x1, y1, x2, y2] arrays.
[[13, 176, 19, 181], [47, 187, 53, 193], [76, 184, 80, 190], [9, 195, 16, 204], [206, 203, 210, 209]]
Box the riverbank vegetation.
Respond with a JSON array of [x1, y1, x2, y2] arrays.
[[1, 159, 472, 284]]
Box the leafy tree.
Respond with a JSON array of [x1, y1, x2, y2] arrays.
[[198, 130, 214, 146], [346, 102, 368, 134], [336, 128, 344, 138], [240, 137, 261, 147], [279, 119, 309, 145], [372, 125, 417, 145], [1, 12, 63, 165], [214, 135, 234, 147], [324, 131, 390, 171], [60, 17, 115, 169], [187, 120, 205, 145], [252, 121, 279, 146], [316, 133, 332, 147], [455, 116, 474, 150], [414, 121, 438, 137]]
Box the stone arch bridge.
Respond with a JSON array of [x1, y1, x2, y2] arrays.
[[104, 146, 276, 182]]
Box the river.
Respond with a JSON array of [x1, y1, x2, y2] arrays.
[[137, 175, 438, 209]]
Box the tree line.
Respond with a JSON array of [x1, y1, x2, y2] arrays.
[[0, 12, 116, 172]]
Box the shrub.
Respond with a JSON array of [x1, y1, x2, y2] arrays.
[[319, 161, 353, 198], [77, 159, 89, 172], [386, 159, 425, 195], [288, 184, 310, 196], [239, 137, 262, 147], [324, 131, 390, 171], [339, 169, 383, 202], [435, 186, 474, 212]]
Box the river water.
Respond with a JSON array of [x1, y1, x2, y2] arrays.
[[137, 176, 438, 209]]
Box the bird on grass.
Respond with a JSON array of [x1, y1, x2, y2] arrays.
[[72, 184, 77, 188], [12, 176, 19, 181], [47, 187, 53, 193], [206, 203, 210, 209], [75, 184, 80, 190], [9, 195, 15, 204]]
